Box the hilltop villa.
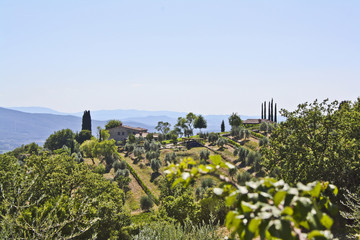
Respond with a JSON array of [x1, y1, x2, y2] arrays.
[[108, 124, 147, 142], [243, 119, 273, 126]]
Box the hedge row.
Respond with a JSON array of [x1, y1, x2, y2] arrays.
[[125, 161, 160, 205], [250, 131, 264, 139], [222, 136, 255, 153]]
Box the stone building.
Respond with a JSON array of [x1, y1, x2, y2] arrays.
[[108, 124, 147, 142]]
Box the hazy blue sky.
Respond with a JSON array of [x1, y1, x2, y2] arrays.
[[1, 1, 359, 115]]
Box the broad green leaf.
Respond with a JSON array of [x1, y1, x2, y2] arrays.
[[241, 201, 257, 213], [248, 218, 261, 233], [320, 213, 333, 229], [328, 184, 338, 196], [307, 230, 325, 238], [226, 192, 237, 206], [274, 190, 286, 206], [309, 182, 321, 198], [282, 206, 294, 216]]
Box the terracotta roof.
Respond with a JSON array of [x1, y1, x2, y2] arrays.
[[122, 125, 147, 131], [243, 119, 273, 124], [109, 125, 147, 131]]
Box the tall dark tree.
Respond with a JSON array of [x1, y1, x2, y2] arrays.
[[264, 101, 266, 119], [271, 98, 274, 121], [261, 103, 263, 119], [268, 101, 271, 120], [274, 103, 277, 123], [82, 110, 92, 133], [221, 120, 225, 132]]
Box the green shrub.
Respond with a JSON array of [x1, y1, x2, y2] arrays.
[[133, 220, 220, 240], [236, 171, 251, 185], [140, 196, 154, 211], [94, 164, 106, 174], [201, 177, 214, 189]]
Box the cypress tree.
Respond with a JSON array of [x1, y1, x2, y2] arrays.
[[268, 102, 270, 121], [275, 103, 277, 123], [271, 98, 274, 122], [82, 110, 92, 133], [264, 101, 266, 120], [221, 120, 225, 132], [261, 103, 263, 119]]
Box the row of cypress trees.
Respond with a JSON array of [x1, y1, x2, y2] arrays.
[[261, 99, 277, 122]]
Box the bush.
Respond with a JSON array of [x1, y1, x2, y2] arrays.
[[113, 160, 127, 171], [133, 220, 220, 240], [164, 152, 176, 163], [199, 150, 210, 162], [199, 132, 209, 139], [115, 169, 130, 178], [94, 164, 106, 174], [140, 196, 154, 211], [208, 133, 219, 144], [246, 151, 261, 166], [259, 137, 269, 146], [201, 178, 214, 189], [216, 138, 227, 148], [150, 159, 162, 172], [236, 171, 251, 185]]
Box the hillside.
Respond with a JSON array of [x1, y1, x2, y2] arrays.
[[0, 107, 151, 152]]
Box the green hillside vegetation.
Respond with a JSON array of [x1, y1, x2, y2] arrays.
[[1, 98, 360, 239]]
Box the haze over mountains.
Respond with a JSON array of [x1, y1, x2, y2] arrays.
[[1, 106, 261, 152]]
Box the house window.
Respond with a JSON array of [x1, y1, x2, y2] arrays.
[[122, 132, 125, 135], [133, 132, 136, 135], [118, 132, 120, 135]]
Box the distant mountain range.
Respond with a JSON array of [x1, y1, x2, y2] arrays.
[[1, 106, 265, 153]]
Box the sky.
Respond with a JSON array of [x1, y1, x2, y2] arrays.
[[0, 0, 359, 115]]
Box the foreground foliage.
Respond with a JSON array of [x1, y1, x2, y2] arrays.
[[0, 152, 130, 239], [262, 98, 360, 193], [166, 156, 338, 240], [133, 219, 221, 240]]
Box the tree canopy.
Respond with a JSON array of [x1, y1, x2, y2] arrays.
[[262, 98, 360, 193], [228, 113, 242, 129], [105, 120, 123, 130], [44, 128, 75, 151], [194, 115, 207, 131]]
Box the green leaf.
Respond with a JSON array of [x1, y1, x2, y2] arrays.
[[309, 182, 321, 198], [328, 184, 338, 196], [248, 218, 261, 233], [320, 213, 333, 229], [282, 206, 294, 216], [274, 190, 286, 206], [307, 230, 325, 239], [241, 201, 257, 213], [226, 192, 237, 206]]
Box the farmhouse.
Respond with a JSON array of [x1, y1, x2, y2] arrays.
[[108, 124, 147, 142], [243, 119, 273, 125]]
